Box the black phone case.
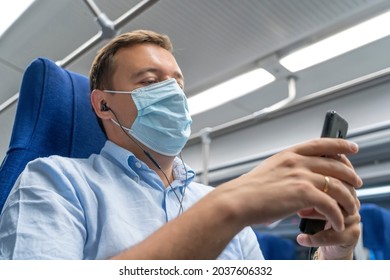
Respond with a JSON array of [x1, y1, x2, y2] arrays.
[[299, 111, 348, 235]]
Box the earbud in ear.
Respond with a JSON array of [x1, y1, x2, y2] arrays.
[[101, 103, 109, 112]]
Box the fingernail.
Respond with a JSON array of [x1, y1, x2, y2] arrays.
[[349, 141, 359, 152]]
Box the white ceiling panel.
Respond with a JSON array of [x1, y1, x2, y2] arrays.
[[0, 60, 22, 105]]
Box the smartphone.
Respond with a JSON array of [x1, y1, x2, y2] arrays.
[[299, 110, 348, 235]]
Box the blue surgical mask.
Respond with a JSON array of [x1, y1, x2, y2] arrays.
[[105, 78, 192, 156]]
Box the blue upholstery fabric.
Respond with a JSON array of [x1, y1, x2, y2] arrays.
[[360, 203, 390, 259], [255, 232, 296, 260], [0, 57, 106, 212]]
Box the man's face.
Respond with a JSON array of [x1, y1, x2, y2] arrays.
[[107, 43, 184, 129]]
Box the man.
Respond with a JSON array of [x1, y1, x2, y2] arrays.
[[0, 30, 362, 260]]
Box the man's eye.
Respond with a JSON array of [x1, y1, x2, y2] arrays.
[[141, 80, 157, 86]]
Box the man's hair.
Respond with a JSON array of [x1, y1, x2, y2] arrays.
[[89, 29, 173, 92]]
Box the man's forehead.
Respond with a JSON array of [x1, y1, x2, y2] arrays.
[[113, 46, 184, 78]]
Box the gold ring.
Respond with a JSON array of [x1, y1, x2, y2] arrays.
[[323, 176, 330, 193]]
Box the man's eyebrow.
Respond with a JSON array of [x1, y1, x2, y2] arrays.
[[131, 68, 184, 80], [131, 68, 159, 79]]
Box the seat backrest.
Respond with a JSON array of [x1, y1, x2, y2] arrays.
[[360, 203, 390, 260], [0, 57, 107, 212], [255, 231, 296, 260]]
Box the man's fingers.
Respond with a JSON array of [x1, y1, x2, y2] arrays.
[[289, 138, 359, 157], [304, 189, 345, 233]]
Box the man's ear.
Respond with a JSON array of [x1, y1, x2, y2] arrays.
[[91, 89, 111, 119]]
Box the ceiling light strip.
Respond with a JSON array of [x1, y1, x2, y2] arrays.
[[188, 68, 275, 116], [280, 10, 390, 72]]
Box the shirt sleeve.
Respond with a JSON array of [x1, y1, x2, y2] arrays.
[[240, 226, 265, 260], [0, 157, 87, 260]]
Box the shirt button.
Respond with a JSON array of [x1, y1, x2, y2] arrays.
[[135, 162, 142, 168]]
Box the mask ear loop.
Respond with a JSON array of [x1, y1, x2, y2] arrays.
[[109, 106, 186, 217]]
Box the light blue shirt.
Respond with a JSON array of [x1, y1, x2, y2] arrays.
[[0, 141, 263, 260]]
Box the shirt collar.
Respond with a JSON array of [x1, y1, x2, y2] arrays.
[[100, 140, 195, 186], [172, 157, 195, 186], [100, 140, 138, 171]]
